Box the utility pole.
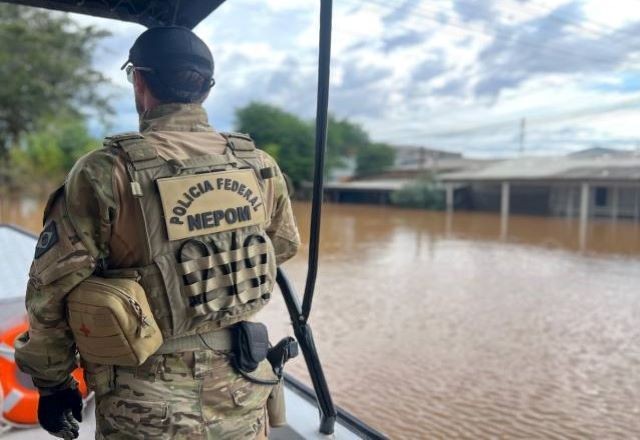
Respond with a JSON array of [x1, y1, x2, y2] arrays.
[[519, 118, 526, 155]]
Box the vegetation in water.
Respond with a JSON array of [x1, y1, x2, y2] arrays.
[[235, 102, 395, 188], [391, 175, 445, 210]]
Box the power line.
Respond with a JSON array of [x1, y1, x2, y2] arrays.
[[491, 0, 634, 44], [357, 0, 638, 67], [384, 95, 640, 141]]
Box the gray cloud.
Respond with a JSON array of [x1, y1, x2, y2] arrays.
[[341, 62, 394, 90], [453, 0, 495, 23], [382, 30, 428, 52], [473, 1, 640, 97], [382, 0, 421, 26], [433, 77, 468, 97], [412, 50, 447, 82]]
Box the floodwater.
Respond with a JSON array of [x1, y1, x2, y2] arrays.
[[3, 196, 640, 439]]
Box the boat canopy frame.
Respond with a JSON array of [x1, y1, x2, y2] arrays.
[[0, 0, 227, 29], [0, 0, 361, 436]]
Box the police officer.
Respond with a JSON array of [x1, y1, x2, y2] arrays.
[[14, 26, 300, 439]]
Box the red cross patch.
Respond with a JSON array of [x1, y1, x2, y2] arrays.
[[79, 323, 91, 337]]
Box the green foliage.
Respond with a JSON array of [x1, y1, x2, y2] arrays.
[[326, 116, 370, 172], [235, 103, 314, 186], [355, 142, 396, 177], [235, 102, 376, 188], [0, 3, 112, 158], [391, 176, 445, 210], [10, 116, 98, 187]]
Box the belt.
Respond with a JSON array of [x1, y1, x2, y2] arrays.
[[155, 329, 232, 354]]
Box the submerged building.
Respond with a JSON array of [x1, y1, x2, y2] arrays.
[[324, 146, 640, 221], [442, 148, 640, 220], [324, 145, 493, 204]]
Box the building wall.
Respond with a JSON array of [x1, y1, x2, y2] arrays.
[[465, 182, 640, 219], [468, 184, 552, 215], [551, 185, 640, 219], [324, 189, 391, 204]]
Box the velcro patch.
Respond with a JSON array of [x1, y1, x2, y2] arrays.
[[157, 169, 267, 241], [34, 221, 59, 259]]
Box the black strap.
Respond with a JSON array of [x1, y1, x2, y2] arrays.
[[259, 167, 277, 179]]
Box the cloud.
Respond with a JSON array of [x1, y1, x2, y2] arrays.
[[453, 0, 495, 23], [64, 0, 640, 156], [340, 62, 393, 90], [433, 77, 468, 97], [473, 1, 640, 97], [412, 51, 447, 82], [382, 0, 421, 26], [382, 30, 428, 52]]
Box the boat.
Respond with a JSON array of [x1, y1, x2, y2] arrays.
[[0, 224, 386, 439], [0, 0, 388, 438]]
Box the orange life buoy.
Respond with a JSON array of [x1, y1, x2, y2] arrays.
[[0, 322, 88, 426]]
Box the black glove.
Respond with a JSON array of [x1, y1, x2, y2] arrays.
[[38, 387, 83, 439]]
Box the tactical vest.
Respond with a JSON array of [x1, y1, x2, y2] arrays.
[[102, 132, 278, 339]]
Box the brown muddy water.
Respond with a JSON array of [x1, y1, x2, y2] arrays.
[[3, 196, 640, 439]]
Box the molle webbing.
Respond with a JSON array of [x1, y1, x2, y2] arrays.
[[165, 153, 238, 171], [180, 237, 270, 312], [185, 268, 269, 299], [179, 242, 270, 275], [155, 328, 232, 354], [220, 132, 278, 179], [221, 132, 257, 159], [101, 131, 276, 338]]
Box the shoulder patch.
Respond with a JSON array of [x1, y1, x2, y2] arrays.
[[34, 221, 59, 259]]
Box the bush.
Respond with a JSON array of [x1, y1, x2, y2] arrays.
[[391, 176, 444, 210]]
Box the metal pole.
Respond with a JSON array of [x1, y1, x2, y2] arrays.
[[500, 181, 510, 240], [610, 186, 619, 221], [302, 0, 333, 322], [277, 269, 336, 435], [446, 183, 454, 213], [579, 182, 589, 251]]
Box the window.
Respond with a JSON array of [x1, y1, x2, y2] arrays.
[[595, 187, 608, 207]]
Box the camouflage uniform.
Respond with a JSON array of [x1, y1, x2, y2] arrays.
[[14, 103, 300, 439]]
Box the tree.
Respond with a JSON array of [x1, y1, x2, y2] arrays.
[[10, 116, 98, 189], [235, 102, 374, 188], [326, 116, 370, 171], [355, 142, 396, 177], [0, 4, 112, 159], [235, 102, 314, 187]]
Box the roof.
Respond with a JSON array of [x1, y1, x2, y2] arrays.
[[568, 147, 636, 158], [0, 0, 227, 28], [441, 154, 640, 183], [325, 179, 413, 192], [391, 158, 497, 173]]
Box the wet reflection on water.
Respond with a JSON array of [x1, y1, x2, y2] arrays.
[[3, 197, 640, 438], [261, 202, 640, 439]]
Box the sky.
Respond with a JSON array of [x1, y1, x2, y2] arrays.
[[73, 0, 640, 158]]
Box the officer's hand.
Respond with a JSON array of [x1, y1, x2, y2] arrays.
[[38, 387, 83, 439]]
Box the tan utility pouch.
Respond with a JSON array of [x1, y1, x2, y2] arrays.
[[67, 276, 163, 366]]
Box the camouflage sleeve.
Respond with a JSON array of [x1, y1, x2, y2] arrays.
[[14, 150, 117, 392], [260, 152, 301, 265]]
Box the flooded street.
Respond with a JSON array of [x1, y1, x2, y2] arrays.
[[3, 197, 640, 438]]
